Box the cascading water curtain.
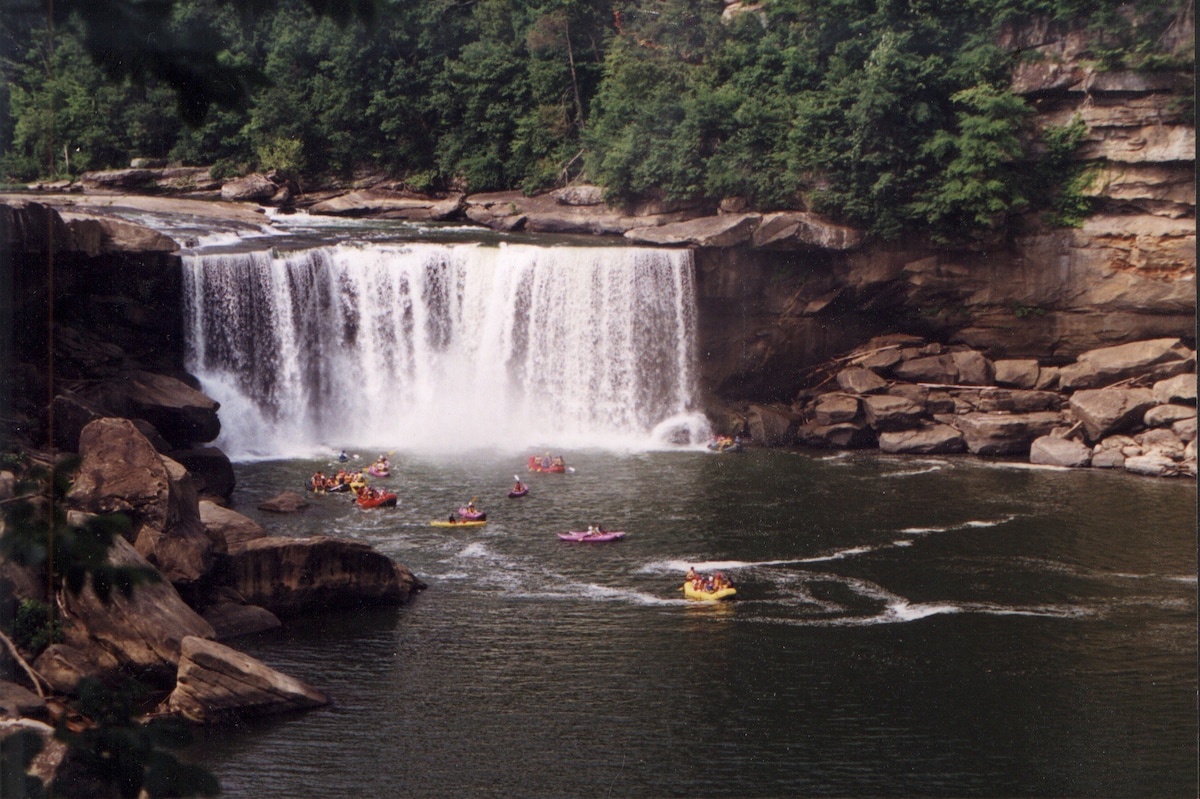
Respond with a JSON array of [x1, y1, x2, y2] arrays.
[[182, 242, 704, 458]]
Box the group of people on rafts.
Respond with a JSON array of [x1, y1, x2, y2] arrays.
[[309, 454, 392, 504], [685, 566, 734, 595]]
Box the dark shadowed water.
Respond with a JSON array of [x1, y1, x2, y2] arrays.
[[192, 448, 1197, 798]]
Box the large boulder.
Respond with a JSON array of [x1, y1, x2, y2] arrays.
[[200, 595, 282, 641], [993, 359, 1041, 389], [955, 412, 1063, 455], [1057, 338, 1194, 390], [1153, 373, 1197, 405], [220, 173, 278, 203], [167, 636, 327, 723], [36, 536, 215, 691], [1068, 388, 1158, 442], [796, 421, 876, 449], [751, 212, 865, 250], [257, 491, 309, 513], [877, 424, 966, 454], [1144, 404, 1197, 427], [862, 395, 925, 431], [747, 404, 799, 446], [625, 213, 761, 247], [836, 367, 888, 394], [812, 393, 860, 426], [198, 500, 267, 554], [167, 447, 236, 500], [890, 350, 994, 386], [225, 536, 423, 617], [68, 419, 213, 588], [125, 372, 221, 448], [81, 372, 221, 448], [1029, 436, 1093, 467]]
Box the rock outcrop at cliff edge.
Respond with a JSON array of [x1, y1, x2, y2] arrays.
[[742, 336, 1197, 478], [167, 636, 328, 723]]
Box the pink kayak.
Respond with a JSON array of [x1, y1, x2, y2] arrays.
[[557, 530, 626, 542], [508, 487, 529, 498], [457, 507, 487, 520]]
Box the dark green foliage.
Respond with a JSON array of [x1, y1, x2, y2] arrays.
[[10, 599, 65, 657], [0, 0, 1190, 236], [54, 680, 219, 798]]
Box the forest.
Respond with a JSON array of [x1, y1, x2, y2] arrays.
[[0, 0, 1192, 238]]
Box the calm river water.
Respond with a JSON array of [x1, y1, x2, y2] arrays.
[[192, 448, 1197, 797]]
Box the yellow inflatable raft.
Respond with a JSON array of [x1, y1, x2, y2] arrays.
[[682, 582, 737, 601]]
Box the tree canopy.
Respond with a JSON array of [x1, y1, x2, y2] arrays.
[[0, 0, 1191, 239]]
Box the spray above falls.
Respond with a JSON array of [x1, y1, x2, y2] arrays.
[[183, 241, 707, 458]]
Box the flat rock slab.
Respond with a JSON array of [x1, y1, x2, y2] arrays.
[[168, 636, 327, 723]]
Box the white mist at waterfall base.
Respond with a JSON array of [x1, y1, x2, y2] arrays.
[[184, 242, 704, 460]]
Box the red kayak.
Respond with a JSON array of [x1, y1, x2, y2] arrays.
[[528, 456, 566, 473], [357, 492, 397, 509], [557, 530, 626, 542]]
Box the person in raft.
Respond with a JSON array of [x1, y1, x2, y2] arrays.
[[512, 476, 526, 492]]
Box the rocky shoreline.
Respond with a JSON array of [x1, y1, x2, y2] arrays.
[[713, 334, 1197, 478]]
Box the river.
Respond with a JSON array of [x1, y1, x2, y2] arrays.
[[191, 447, 1197, 797]]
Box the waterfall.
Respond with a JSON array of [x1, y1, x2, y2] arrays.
[[182, 241, 708, 459]]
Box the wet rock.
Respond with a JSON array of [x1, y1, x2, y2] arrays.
[[836, 367, 888, 394], [257, 491, 309, 513], [1068, 388, 1158, 442], [956, 411, 1063, 456], [167, 636, 327, 723], [1029, 436, 1092, 467], [994, 359, 1040, 389], [877, 424, 965, 455]]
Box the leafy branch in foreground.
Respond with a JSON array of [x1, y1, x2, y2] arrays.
[[0, 460, 218, 798]]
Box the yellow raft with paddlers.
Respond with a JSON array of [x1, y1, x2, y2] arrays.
[[682, 582, 737, 601]]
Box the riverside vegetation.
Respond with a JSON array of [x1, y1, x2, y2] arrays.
[[1, 0, 1193, 241]]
